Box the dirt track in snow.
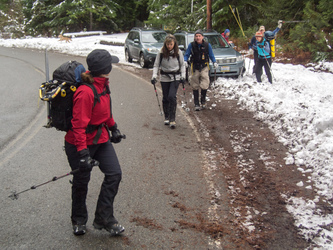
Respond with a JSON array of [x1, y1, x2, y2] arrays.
[[117, 64, 318, 249]]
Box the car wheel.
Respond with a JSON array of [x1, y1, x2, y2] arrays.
[[139, 53, 147, 68], [125, 49, 132, 63]]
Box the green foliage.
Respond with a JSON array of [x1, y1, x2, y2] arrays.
[[0, 0, 332, 62], [145, 0, 206, 32], [288, 0, 332, 60], [0, 0, 24, 38]]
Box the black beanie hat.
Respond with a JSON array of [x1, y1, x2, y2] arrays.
[[195, 29, 204, 36], [86, 49, 119, 76]]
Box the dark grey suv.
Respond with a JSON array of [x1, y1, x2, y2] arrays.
[[124, 27, 167, 68], [174, 30, 245, 77]]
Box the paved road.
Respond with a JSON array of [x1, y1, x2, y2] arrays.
[[0, 47, 219, 249]]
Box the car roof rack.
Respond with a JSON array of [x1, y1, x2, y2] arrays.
[[131, 27, 165, 31], [174, 30, 194, 34], [201, 29, 219, 33]]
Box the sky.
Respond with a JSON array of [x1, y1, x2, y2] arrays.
[[1, 33, 333, 248]]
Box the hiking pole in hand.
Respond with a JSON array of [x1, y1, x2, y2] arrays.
[[263, 53, 276, 82], [182, 81, 190, 112], [152, 83, 163, 116], [8, 160, 99, 200]]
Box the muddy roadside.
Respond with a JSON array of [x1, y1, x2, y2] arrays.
[[116, 63, 315, 249]]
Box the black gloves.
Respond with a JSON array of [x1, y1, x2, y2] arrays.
[[151, 78, 156, 85], [258, 44, 264, 48], [180, 78, 185, 84], [110, 123, 122, 143], [77, 148, 93, 173]]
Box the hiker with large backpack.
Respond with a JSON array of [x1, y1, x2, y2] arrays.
[[249, 20, 282, 75], [63, 49, 125, 236], [254, 32, 273, 83], [151, 34, 186, 129], [183, 30, 218, 111]]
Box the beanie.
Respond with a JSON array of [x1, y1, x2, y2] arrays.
[[194, 29, 204, 36], [224, 29, 230, 34], [86, 49, 119, 77], [255, 31, 263, 37]]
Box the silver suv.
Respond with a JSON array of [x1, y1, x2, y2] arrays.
[[124, 27, 167, 68], [174, 30, 245, 78]]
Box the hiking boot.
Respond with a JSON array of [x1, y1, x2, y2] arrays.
[[170, 121, 176, 129], [164, 119, 170, 125], [73, 224, 86, 236], [201, 102, 206, 109], [195, 105, 200, 111], [93, 221, 125, 236]]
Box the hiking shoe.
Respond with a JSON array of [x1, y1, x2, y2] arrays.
[[170, 121, 176, 129], [195, 105, 200, 111], [93, 221, 125, 236], [201, 103, 206, 109], [164, 119, 170, 125], [73, 224, 86, 236]]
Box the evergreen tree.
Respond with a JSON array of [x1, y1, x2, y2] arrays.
[[289, 0, 333, 60]]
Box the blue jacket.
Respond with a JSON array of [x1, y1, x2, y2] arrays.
[[257, 38, 271, 59], [184, 42, 216, 63], [249, 27, 280, 51]]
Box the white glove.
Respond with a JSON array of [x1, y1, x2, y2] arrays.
[[184, 61, 188, 68], [278, 20, 283, 29], [213, 62, 219, 68], [249, 48, 253, 55]]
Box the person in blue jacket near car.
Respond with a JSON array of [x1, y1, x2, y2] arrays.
[[254, 31, 272, 83], [249, 20, 282, 75], [184, 29, 218, 111]]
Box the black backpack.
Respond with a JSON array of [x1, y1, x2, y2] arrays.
[[39, 61, 102, 132], [264, 31, 275, 41]]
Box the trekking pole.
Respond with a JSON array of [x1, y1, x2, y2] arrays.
[[282, 20, 308, 23], [263, 54, 276, 82], [45, 49, 51, 124], [153, 84, 163, 116], [182, 82, 190, 112], [258, 46, 276, 82], [8, 160, 99, 200]]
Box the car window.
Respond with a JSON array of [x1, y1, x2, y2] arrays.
[[188, 34, 194, 44], [133, 32, 140, 41], [175, 35, 185, 47], [204, 34, 229, 48], [141, 32, 167, 43]]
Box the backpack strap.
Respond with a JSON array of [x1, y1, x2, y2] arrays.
[[81, 83, 111, 144], [159, 54, 181, 80]]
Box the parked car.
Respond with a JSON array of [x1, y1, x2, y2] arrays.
[[124, 27, 168, 68], [174, 30, 245, 78]]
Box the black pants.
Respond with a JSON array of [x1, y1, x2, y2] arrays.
[[255, 57, 272, 83], [252, 49, 262, 76], [161, 80, 180, 122], [65, 141, 122, 226]]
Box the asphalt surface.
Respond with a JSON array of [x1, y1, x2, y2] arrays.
[[0, 47, 220, 249]]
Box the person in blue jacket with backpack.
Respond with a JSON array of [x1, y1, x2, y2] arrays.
[[249, 20, 282, 75], [254, 31, 272, 83]]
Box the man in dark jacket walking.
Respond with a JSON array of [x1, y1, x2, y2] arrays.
[[184, 30, 218, 111]]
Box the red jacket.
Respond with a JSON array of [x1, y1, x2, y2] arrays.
[[65, 76, 115, 151], [221, 33, 229, 43]]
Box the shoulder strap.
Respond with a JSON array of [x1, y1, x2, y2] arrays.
[[81, 83, 100, 107], [159, 53, 163, 68]]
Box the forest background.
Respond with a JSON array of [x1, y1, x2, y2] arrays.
[[0, 0, 332, 62]]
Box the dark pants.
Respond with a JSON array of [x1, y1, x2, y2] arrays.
[[65, 141, 122, 226], [255, 57, 272, 83], [161, 80, 180, 122], [252, 49, 262, 75]]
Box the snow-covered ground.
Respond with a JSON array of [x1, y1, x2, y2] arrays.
[[1, 33, 333, 248]]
